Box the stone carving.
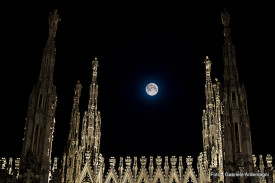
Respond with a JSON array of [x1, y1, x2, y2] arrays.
[[266, 154, 273, 168], [109, 157, 116, 168], [140, 156, 147, 168], [186, 156, 193, 167], [170, 156, 177, 169], [156, 156, 162, 168], [49, 10, 60, 28]]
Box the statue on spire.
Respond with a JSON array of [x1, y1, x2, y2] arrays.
[[48, 9, 61, 37], [204, 56, 212, 81], [221, 8, 230, 27], [75, 80, 82, 98]]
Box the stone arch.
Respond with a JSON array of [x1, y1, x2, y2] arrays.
[[182, 169, 198, 183], [137, 170, 150, 183], [78, 163, 93, 183], [121, 169, 134, 183], [168, 170, 180, 183], [152, 170, 165, 183], [104, 169, 119, 183]]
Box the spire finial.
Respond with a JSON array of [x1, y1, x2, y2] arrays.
[[48, 9, 61, 37], [204, 56, 212, 81], [74, 80, 82, 98], [221, 8, 231, 27]]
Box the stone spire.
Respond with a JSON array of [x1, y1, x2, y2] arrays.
[[221, 9, 253, 180], [221, 8, 239, 82], [88, 57, 99, 111], [68, 80, 82, 142], [202, 56, 215, 154], [19, 10, 60, 183], [62, 58, 103, 183], [79, 57, 102, 182], [61, 80, 82, 183], [38, 9, 61, 83], [86, 57, 101, 158], [202, 56, 224, 182]]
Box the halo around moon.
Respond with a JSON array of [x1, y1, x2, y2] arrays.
[[146, 83, 158, 96]]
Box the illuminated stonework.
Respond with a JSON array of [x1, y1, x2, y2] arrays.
[[0, 9, 274, 183]]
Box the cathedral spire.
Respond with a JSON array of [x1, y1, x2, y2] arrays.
[[221, 9, 253, 179], [204, 56, 212, 81], [203, 56, 217, 152], [68, 80, 82, 142], [19, 10, 60, 183], [62, 58, 102, 183], [204, 56, 214, 110], [38, 9, 61, 83], [88, 57, 101, 164], [221, 8, 239, 81], [61, 80, 82, 183], [78, 57, 102, 180], [202, 56, 224, 182], [88, 57, 99, 111]]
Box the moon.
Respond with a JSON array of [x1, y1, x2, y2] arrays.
[[146, 83, 158, 96]]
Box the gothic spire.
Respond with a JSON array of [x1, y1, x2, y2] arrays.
[[221, 9, 253, 178], [68, 80, 82, 142], [204, 56, 214, 110], [202, 56, 224, 182], [80, 57, 102, 174], [38, 9, 61, 83], [203, 56, 215, 151], [19, 10, 60, 183], [204, 56, 212, 81], [61, 80, 82, 183], [221, 8, 239, 82], [88, 57, 99, 111]]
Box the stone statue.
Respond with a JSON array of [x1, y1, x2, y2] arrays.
[[221, 8, 230, 27], [49, 9, 61, 30], [75, 80, 82, 97]]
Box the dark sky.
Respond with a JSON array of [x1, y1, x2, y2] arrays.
[[1, 5, 275, 162]]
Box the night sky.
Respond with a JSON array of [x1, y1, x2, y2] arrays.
[[1, 5, 275, 163]]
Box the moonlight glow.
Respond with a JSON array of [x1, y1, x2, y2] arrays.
[[146, 83, 158, 96]]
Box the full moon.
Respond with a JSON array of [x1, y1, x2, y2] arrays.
[[146, 83, 158, 96]]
